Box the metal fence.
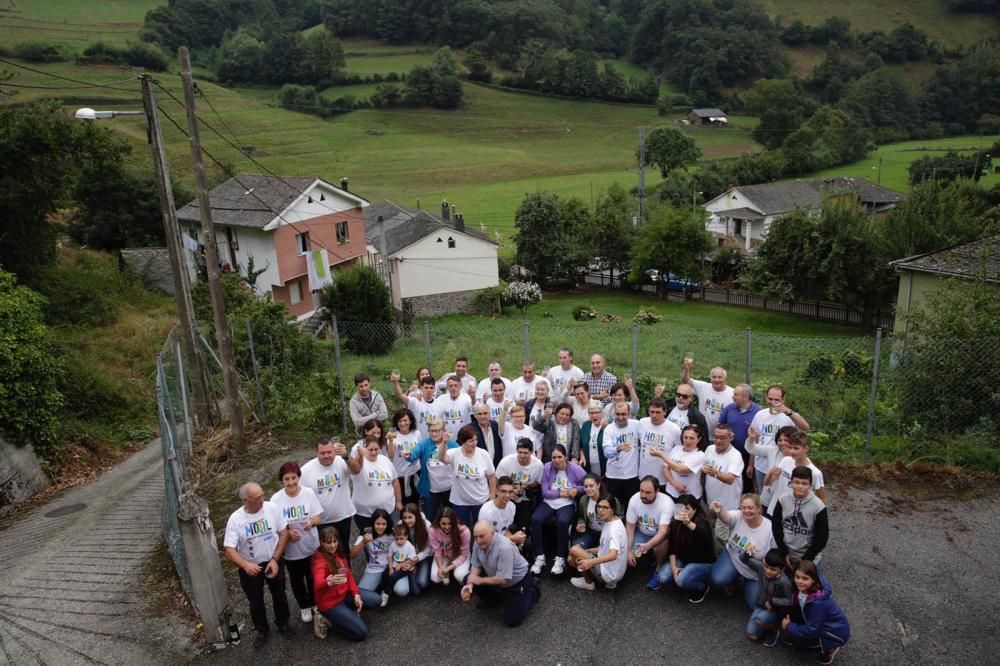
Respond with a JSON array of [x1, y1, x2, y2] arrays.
[[582, 271, 896, 330]]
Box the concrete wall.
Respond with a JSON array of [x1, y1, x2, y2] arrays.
[[0, 435, 49, 516], [403, 288, 481, 318], [120, 247, 175, 295]]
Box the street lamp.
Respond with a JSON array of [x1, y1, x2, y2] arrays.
[[74, 108, 143, 121]]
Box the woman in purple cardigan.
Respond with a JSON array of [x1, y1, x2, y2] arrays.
[[528, 444, 587, 577]]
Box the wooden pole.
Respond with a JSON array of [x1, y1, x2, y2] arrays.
[[178, 47, 245, 452]]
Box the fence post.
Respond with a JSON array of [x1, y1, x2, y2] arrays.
[[631, 324, 639, 380], [423, 320, 433, 375], [864, 327, 883, 464], [174, 337, 193, 457], [331, 317, 348, 434], [176, 491, 231, 648], [246, 318, 264, 422], [523, 322, 530, 362], [745, 327, 752, 384], [815, 300, 820, 319]]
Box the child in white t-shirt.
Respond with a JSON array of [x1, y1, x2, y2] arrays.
[[386, 523, 419, 597], [764, 430, 827, 516]]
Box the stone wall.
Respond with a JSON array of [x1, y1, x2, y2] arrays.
[[0, 435, 49, 516], [120, 247, 175, 295], [403, 288, 480, 318]]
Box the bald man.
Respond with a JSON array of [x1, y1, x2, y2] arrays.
[[681, 357, 734, 443], [462, 520, 539, 627], [224, 482, 294, 649]]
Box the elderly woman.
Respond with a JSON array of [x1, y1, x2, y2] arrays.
[[532, 401, 582, 464], [529, 444, 587, 576], [709, 493, 776, 609], [651, 493, 716, 601], [389, 407, 423, 506], [348, 435, 403, 533], [579, 399, 607, 476], [270, 462, 324, 623], [439, 425, 497, 527]]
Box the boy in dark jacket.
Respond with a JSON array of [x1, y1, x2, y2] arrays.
[[741, 548, 795, 647]]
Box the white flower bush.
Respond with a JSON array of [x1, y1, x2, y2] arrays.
[[503, 280, 542, 314]]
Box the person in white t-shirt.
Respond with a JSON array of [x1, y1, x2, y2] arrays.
[[602, 379, 640, 422], [478, 476, 528, 549], [439, 425, 497, 528], [568, 496, 627, 590], [270, 461, 324, 624], [545, 347, 585, 402], [509, 361, 551, 406], [476, 361, 511, 400], [498, 404, 539, 457], [389, 408, 423, 505], [495, 441, 544, 532], [570, 381, 593, 426], [435, 355, 477, 396], [638, 398, 683, 487], [529, 445, 587, 576], [663, 425, 709, 500], [433, 375, 473, 440], [625, 476, 674, 583], [681, 356, 735, 443], [703, 424, 745, 512], [392, 372, 437, 438], [763, 430, 827, 516], [223, 482, 293, 648], [347, 436, 403, 533], [748, 384, 810, 492], [709, 493, 776, 610], [483, 378, 510, 423], [300, 437, 355, 557], [603, 401, 641, 506]]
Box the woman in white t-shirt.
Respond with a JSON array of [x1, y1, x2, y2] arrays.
[[348, 508, 395, 607], [438, 425, 496, 529], [270, 461, 324, 623], [572, 474, 622, 550], [352, 419, 395, 460], [499, 404, 538, 457], [663, 425, 708, 500], [567, 496, 628, 590], [389, 408, 423, 505], [347, 436, 403, 533], [708, 493, 776, 610]]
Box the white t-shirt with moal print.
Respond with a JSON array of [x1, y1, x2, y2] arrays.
[[224, 501, 287, 563], [603, 419, 640, 480], [501, 423, 538, 457], [546, 365, 584, 402], [447, 447, 495, 506], [626, 492, 674, 538], [748, 409, 795, 473], [691, 379, 734, 439], [509, 376, 551, 404], [704, 445, 745, 511], [637, 417, 682, 485], [433, 392, 473, 439], [300, 456, 355, 522], [663, 445, 708, 500], [269, 486, 324, 561], [478, 499, 516, 534], [350, 454, 398, 517], [391, 430, 423, 478], [725, 511, 775, 579], [495, 453, 543, 504], [407, 396, 437, 438]]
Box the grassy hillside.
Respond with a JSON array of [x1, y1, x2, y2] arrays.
[[0, 0, 159, 48], [763, 0, 999, 48]]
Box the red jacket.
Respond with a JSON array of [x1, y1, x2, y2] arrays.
[[312, 550, 360, 612]]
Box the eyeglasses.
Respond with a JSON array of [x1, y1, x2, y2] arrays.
[[676, 393, 693, 398]]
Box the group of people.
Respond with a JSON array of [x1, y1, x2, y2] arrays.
[[223, 350, 850, 663]]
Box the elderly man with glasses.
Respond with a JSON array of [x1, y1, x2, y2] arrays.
[[666, 382, 709, 449]]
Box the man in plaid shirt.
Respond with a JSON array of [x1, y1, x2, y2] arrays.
[[587, 354, 618, 405]]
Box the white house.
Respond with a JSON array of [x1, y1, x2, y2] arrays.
[[363, 200, 500, 317], [704, 177, 902, 253], [176, 174, 369, 319]]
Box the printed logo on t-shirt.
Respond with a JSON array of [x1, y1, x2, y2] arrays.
[[244, 517, 274, 539], [441, 408, 464, 423], [641, 431, 666, 454], [759, 422, 780, 436], [392, 550, 409, 563], [512, 469, 533, 484], [366, 468, 393, 487], [728, 531, 754, 551], [282, 504, 309, 520], [704, 398, 725, 414], [429, 449, 443, 466], [556, 429, 568, 445], [637, 513, 657, 529], [552, 475, 572, 491], [457, 462, 482, 478], [315, 472, 343, 494]]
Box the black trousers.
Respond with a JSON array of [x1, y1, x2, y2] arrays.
[[606, 477, 639, 508], [283, 556, 314, 610], [238, 563, 290, 633], [473, 571, 538, 627]]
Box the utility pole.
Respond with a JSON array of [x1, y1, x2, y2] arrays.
[[178, 47, 246, 452], [637, 126, 646, 232], [140, 74, 215, 429]]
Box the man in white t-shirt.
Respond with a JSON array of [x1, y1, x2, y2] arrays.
[[393, 373, 437, 438], [300, 437, 356, 555], [748, 384, 810, 491], [681, 357, 734, 443], [638, 398, 682, 488], [484, 378, 510, 423], [496, 441, 544, 533], [435, 355, 477, 396], [625, 476, 673, 583], [476, 361, 512, 400], [509, 362, 551, 406], [223, 482, 294, 649], [545, 347, 585, 403], [603, 401, 641, 507], [434, 375, 473, 439], [703, 424, 745, 511], [479, 476, 528, 549]]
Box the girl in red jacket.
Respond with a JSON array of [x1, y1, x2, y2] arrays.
[[312, 528, 382, 641]]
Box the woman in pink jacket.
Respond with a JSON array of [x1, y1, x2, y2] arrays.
[[428, 506, 471, 586]]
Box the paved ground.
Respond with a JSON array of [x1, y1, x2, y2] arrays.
[[202, 469, 1000, 665], [0, 442, 189, 665]]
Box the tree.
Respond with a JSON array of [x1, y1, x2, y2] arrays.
[[216, 30, 266, 83], [513, 191, 567, 285], [463, 50, 492, 83], [840, 67, 919, 139], [745, 78, 811, 150], [300, 29, 346, 83], [639, 127, 702, 178], [630, 204, 712, 283], [318, 265, 396, 355], [593, 183, 634, 283]]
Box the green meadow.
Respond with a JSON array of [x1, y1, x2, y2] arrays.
[[0, 0, 160, 48]]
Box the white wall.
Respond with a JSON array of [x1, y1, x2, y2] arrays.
[[180, 223, 280, 294], [395, 231, 498, 298], [266, 181, 364, 228]]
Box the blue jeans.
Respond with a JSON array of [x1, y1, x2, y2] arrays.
[[387, 569, 419, 597], [452, 503, 482, 528], [358, 570, 384, 592], [572, 528, 600, 549], [421, 491, 450, 524], [319, 590, 381, 641], [747, 607, 779, 640], [709, 549, 759, 609], [414, 558, 432, 591], [531, 503, 575, 558], [657, 559, 713, 589]]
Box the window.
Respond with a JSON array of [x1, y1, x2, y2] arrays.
[[289, 280, 302, 304], [447, 236, 456, 249], [336, 221, 349, 243], [734, 219, 743, 236], [295, 231, 309, 255]]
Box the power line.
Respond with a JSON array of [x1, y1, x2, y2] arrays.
[[0, 58, 138, 89]]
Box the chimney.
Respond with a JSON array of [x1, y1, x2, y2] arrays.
[[340, 177, 349, 191], [450, 204, 457, 220], [455, 213, 465, 232], [441, 200, 450, 220]]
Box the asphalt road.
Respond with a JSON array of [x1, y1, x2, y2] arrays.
[[201, 483, 1000, 665]]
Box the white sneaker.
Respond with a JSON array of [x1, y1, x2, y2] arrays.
[[441, 574, 450, 586], [605, 581, 618, 590], [300, 607, 313, 623], [380, 591, 390, 607], [551, 557, 566, 575], [570, 576, 595, 591], [531, 555, 546, 575]]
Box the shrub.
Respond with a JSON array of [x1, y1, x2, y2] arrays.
[[0, 269, 63, 453], [35, 251, 122, 327], [472, 282, 506, 316], [632, 309, 662, 325], [123, 42, 168, 71], [502, 280, 542, 314], [318, 265, 396, 355], [13, 41, 64, 62], [572, 304, 598, 321], [601, 313, 622, 323]]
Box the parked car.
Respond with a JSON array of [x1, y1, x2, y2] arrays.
[[644, 269, 701, 292]]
